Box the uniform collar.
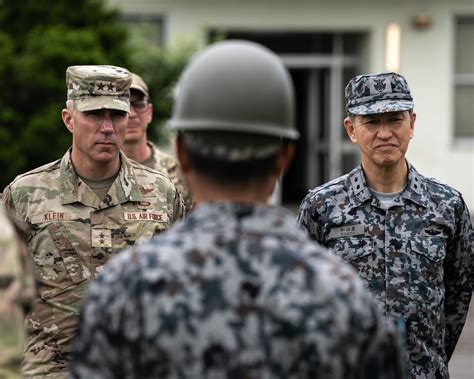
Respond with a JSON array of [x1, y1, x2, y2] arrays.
[[347, 162, 428, 209], [346, 166, 373, 207], [146, 141, 158, 166], [187, 202, 303, 239], [59, 148, 143, 207], [401, 162, 429, 208]]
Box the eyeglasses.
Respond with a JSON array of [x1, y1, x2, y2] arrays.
[[130, 100, 149, 113]]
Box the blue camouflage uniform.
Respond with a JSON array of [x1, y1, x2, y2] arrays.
[[68, 203, 404, 379], [297, 163, 472, 378]]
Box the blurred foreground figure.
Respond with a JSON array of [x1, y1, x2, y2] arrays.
[[122, 72, 193, 211], [298, 72, 472, 378], [0, 204, 35, 379], [2, 65, 183, 378], [69, 41, 404, 379]]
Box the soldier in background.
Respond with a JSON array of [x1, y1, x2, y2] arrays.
[[122, 72, 193, 211], [298, 72, 472, 378], [0, 204, 35, 379], [68, 41, 404, 379], [2, 65, 184, 378]]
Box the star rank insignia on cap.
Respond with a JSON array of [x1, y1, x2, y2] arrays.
[[94, 81, 117, 93]]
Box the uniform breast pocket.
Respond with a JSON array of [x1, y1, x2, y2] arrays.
[[31, 222, 86, 300], [134, 220, 168, 245], [108, 211, 170, 251], [409, 236, 446, 301], [327, 237, 376, 283]]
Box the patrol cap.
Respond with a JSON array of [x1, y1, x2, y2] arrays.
[[66, 65, 132, 112], [130, 72, 149, 98], [345, 72, 414, 115]]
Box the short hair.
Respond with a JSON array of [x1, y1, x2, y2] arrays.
[[66, 99, 75, 111], [182, 136, 286, 183]]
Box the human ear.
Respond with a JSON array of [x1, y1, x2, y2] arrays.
[[344, 117, 357, 143], [62, 109, 74, 134]]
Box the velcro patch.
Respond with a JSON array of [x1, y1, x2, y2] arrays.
[[124, 211, 167, 223], [91, 228, 112, 248], [328, 224, 365, 239], [31, 212, 77, 224]]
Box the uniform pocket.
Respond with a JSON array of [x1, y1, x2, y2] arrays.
[[327, 237, 376, 283], [120, 210, 169, 247], [409, 236, 446, 288], [134, 220, 168, 245], [34, 223, 86, 300]]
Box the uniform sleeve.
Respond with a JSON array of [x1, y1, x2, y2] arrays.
[[297, 192, 323, 243], [2, 185, 16, 214], [160, 155, 194, 212], [443, 196, 472, 359], [170, 190, 186, 223], [346, 277, 407, 379], [361, 314, 407, 379]]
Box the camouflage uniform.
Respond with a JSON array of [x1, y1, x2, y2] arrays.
[[68, 203, 404, 379], [2, 149, 184, 378], [0, 204, 35, 379], [297, 163, 473, 378], [144, 141, 193, 211]]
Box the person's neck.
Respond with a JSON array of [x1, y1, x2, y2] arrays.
[[122, 138, 151, 163], [188, 172, 276, 207], [362, 159, 408, 193], [71, 151, 121, 181]]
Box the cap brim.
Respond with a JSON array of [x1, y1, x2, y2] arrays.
[[347, 100, 414, 115], [74, 97, 130, 112], [130, 84, 149, 97]]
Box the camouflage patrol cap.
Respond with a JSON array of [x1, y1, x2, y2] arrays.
[[345, 72, 414, 115], [66, 65, 132, 112], [130, 72, 149, 98]]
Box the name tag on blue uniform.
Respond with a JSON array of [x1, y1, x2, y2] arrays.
[[328, 224, 365, 239]]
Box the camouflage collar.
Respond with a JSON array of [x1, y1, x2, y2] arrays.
[[347, 167, 373, 207], [187, 202, 303, 239], [146, 141, 159, 166], [59, 149, 143, 207], [401, 163, 429, 208], [347, 163, 429, 208]]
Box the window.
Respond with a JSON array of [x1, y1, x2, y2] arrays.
[[122, 14, 165, 47], [454, 16, 474, 138]]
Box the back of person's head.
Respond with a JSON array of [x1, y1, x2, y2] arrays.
[[168, 40, 299, 183]]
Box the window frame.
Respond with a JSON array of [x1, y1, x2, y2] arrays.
[[452, 14, 474, 144]]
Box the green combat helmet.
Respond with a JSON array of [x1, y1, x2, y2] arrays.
[[168, 40, 299, 141]]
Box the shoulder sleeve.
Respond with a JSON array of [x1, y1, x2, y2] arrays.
[[297, 191, 323, 243], [344, 277, 407, 379], [361, 314, 407, 379], [170, 187, 186, 223], [443, 195, 472, 359]]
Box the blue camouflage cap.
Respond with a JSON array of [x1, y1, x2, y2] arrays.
[[345, 72, 414, 115]]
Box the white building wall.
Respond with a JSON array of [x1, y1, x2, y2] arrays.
[[109, 0, 474, 212]]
